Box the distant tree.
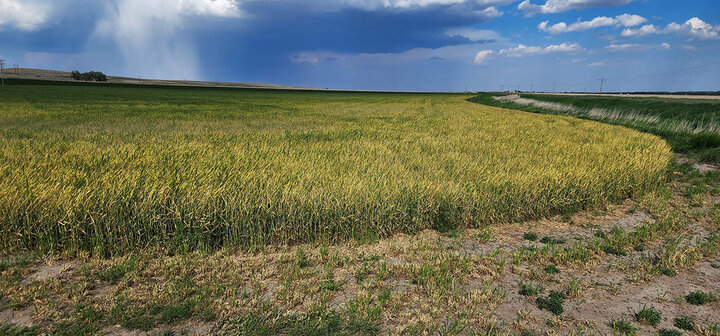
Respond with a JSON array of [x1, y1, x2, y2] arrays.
[[71, 70, 107, 82]]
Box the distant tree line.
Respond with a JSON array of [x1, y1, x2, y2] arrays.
[[71, 70, 107, 82]]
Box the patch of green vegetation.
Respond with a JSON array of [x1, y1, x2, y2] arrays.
[[51, 305, 105, 336], [474, 229, 492, 242], [610, 318, 638, 335], [295, 247, 310, 269], [97, 259, 136, 283], [227, 302, 370, 335], [523, 233, 538, 241], [656, 266, 677, 276], [674, 316, 695, 331], [540, 236, 566, 245], [657, 329, 683, 336], [109, 291, 208, 331], [518, 281, 543, 297], [319, 279, 343, 291], [0, 324, 39, 336], [635, 305, 661, 327], [685, 291, 718, 305], [543, 264, 560, 274], [536, 291, 566, 315]]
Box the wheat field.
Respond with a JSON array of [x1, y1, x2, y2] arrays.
[[0, 84, 672, 255]]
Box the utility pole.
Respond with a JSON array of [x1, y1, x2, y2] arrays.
[[14, 64, 19, 75], [0, 59, 5, 86], [598, 77, 605, 94], [517, 84, 520, 92], [553, 82, 556, 93], [501, 84, 504, 92], [530, 83, 534, 92]]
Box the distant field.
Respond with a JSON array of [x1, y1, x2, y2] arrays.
[[473, 93, 720, 162], [0, 84, 671, 255]]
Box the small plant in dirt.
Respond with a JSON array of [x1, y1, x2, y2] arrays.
[[518, 281, 542, 297], [634, 244, 645, 252], [658, 329, 682, 336], [536, 291, 566, 315], [610, 318, 638, 335], [0, 324, 39, 336], [566, 277, 582, 298], [700, 322, 720, 336], [98, 259, 136, 283], [540, 236, 566, 245], [523, 233, 538, 241], [602, 244, 627, 256], [635, 305, 661, 327], [656, 266, 677, 276], [475, 228, 492, 242], [674, 316, 695, 330], [543, 264, 560, 274], [595, 230, 607, 238], [685, 291, 718, 305], [319, 279, 343, 291], [519, 330, 537, 336], [295, 247, 310, 268]]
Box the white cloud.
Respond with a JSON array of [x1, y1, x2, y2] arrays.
[[473, 50, 494, 64], [474, 42, 582, 65], [292, 43, 495, 66], [621, 17, 720, 40], [446, 28, 503, 42], [620, 24, 659, 37], [667, 17, 719, 40], [589, 61, 605, 66], [518, 0, 636, 16], [0, 0, 52, 31], [274, 0, 514, 18], [538, 14, 645, 34], [93, 0, 241, 80], [606, 43, 671, 51], [324, 0, 515, 10]]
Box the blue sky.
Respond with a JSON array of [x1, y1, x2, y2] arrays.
[[0, 0, 719, 92]]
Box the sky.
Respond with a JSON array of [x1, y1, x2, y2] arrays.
[[0, 0, 719, 92]]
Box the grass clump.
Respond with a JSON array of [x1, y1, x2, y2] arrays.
[[610, 318, 638, 335], [523, 233, 539, 241], [674, 316, 695, 331], [0, 85, 672, 255], [536, 291, 566, 315], [543, 264, 560, 274], [518, 281, 542, 297], [540, 236, 566, 245], [658, 329, 683, 336], [635, 305, 661, 327], [685, 291, 718, 305], [0, 324, 39, 336]]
